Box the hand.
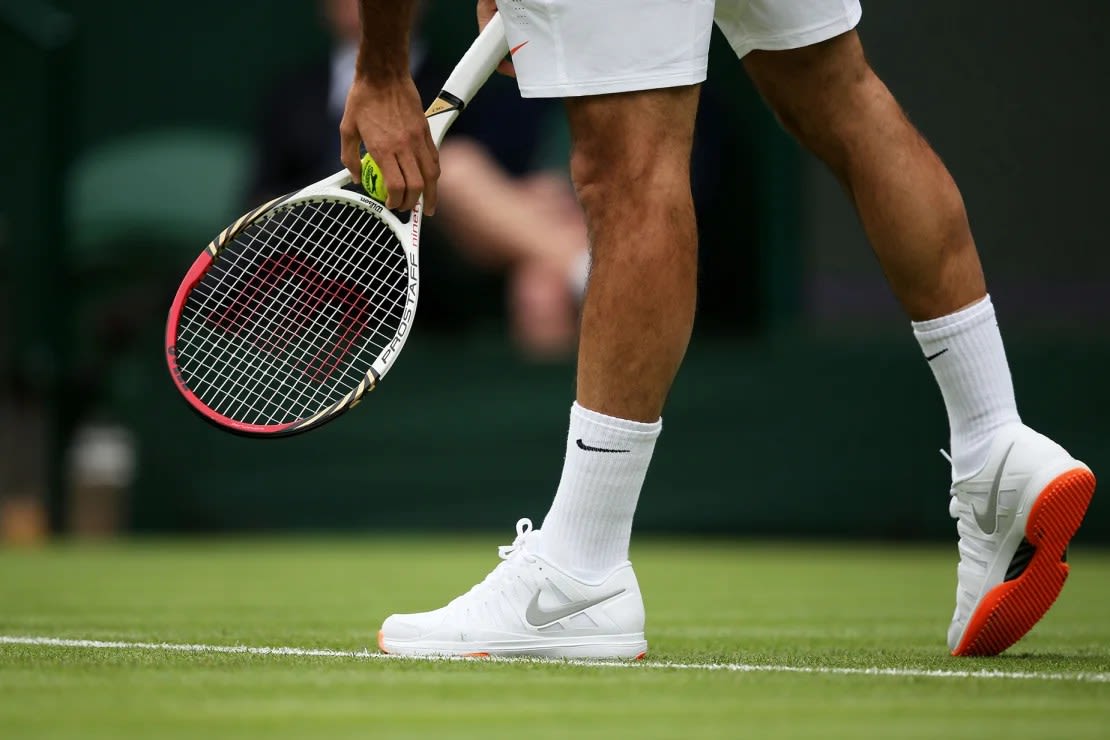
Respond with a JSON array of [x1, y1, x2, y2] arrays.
[[476, 0, 516, 77], [339, 75, 440, 214]]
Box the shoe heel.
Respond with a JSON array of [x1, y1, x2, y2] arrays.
[[1026, 467, 1096, 554]]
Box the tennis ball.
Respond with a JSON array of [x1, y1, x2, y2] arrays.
[[360, 153, 389, 203]]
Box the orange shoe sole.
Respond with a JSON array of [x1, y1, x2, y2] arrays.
[[952, 467, 1096, 656]]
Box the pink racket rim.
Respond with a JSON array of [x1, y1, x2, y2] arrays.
[[166, 249, 299, 436]]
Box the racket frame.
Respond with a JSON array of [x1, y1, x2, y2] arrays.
[[165, 188, 416, 436], [166, 14, 507, 436]]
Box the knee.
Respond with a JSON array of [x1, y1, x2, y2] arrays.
[[568, 129, 690, 215], [748, 34, 885, 168], [780, 72, 896, 180], [565, 89, 699, 216]]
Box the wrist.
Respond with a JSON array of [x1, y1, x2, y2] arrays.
[[354, 0, 417, 80], [355, 50, 409, 81]]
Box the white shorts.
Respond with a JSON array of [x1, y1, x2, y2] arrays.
[[497, 0, 863, 98]]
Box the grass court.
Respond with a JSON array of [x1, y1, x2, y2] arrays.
[[2, 536, 1108, 738]]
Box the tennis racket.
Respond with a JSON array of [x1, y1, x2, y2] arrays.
[[166, 15, 508, 436]]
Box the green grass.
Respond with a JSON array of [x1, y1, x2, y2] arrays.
[[1, 537, 1108, 738]]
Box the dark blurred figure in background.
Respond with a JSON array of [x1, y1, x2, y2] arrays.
[[248, 0, 588, 359]]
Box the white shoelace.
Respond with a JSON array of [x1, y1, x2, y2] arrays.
[[450, 518, 538, 608], [497, 518, 536, 561]]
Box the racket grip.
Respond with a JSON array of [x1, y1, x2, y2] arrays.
[[439, 13, 509, 106]]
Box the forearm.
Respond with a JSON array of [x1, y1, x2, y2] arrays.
[[355, 0, 420, 80]]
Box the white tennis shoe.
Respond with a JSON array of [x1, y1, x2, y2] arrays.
[[377, 518, 647, 659], [947, 423, 1095, 656]]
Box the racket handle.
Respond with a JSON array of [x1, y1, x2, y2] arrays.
[[440, 13, 508, 107]]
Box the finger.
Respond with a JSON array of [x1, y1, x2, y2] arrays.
[[394, 151, 425, 212], [476, 2, 496, 31], [339, 118, 362, 182], [376, 152, 408, 211], [475, 5, 513, 77], [418, 129, 440, 215]]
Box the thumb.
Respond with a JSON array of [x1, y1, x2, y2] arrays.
[[339, 115, 363, 183]]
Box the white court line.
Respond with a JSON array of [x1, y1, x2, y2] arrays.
[[2, 635, 1108, 683]]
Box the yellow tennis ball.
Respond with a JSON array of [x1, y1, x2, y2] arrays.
[[360, 153, 389, 202]]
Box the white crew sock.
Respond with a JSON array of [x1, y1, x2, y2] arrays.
[[539, 402, 661, 581], [912, 294, 1021, 480]]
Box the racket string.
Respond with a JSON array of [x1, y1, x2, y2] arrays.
[[174, 199, 410, 426], [242, 206, 407, 421], [238, 208, 407, 421], [181, 213, 402, 424], [179, 205, 377, 421], [198, 204, 387, 421], [181, 205, 401, 421], [194, 205, 404, 423]]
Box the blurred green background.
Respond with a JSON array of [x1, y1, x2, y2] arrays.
[[1, 1, 1106, 541]]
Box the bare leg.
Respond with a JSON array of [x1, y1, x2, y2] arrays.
[[376, 75, 705, 661], [533, 86, 701, 578], [566, 86, 701, 421], [743, 30, 1096, 660], [743, 31, 985, 321]]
